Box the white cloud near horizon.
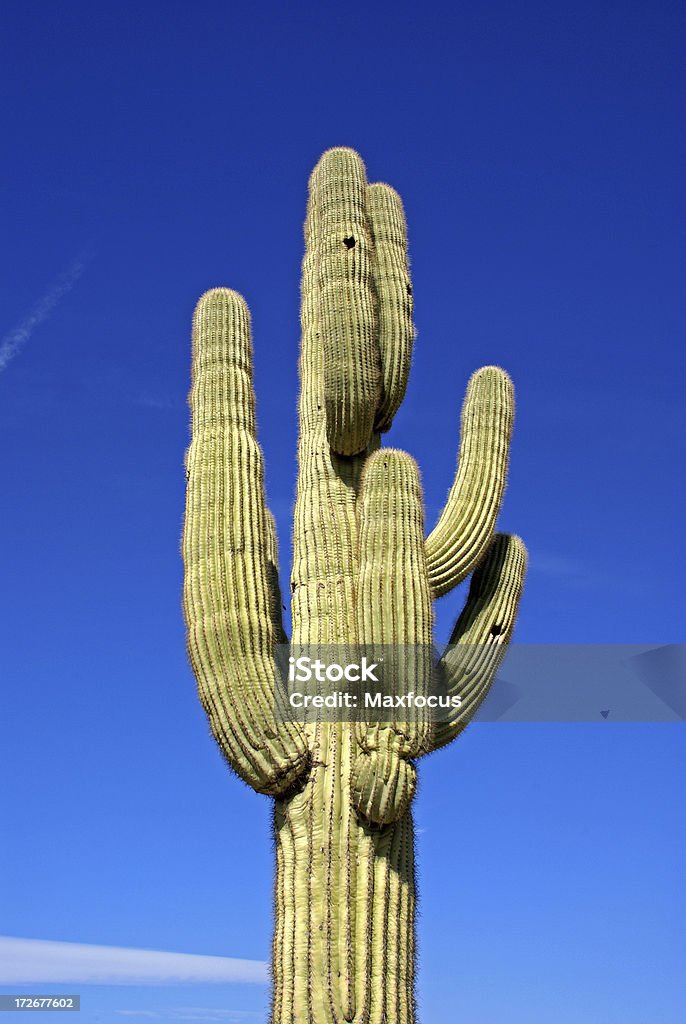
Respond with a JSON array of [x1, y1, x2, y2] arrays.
[[0, 937, 268, 986], [0, 257, 90, 373], [116, 1010, 263, 1022]]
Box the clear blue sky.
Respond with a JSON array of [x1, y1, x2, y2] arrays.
[[0, 2, 683, 1022]]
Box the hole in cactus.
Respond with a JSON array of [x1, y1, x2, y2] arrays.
[[343, 236, 356, 249], [490, 623, 503, 637], [407, 284, 412, 295]]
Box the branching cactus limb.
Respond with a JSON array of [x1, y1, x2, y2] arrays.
[[183, 291, 309, 797], [182, 147, 527, 1023]]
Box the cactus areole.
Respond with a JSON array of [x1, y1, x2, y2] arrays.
[[182, 148, 526, 1023]]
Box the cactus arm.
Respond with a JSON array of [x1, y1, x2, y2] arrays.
[[366, 183, 415, 434], [427, 533, 527, 752], [353, 448, 433, 826], [314, 148, 381, 457], [425, 366, 514, 597], [182, 288, 309, 796]]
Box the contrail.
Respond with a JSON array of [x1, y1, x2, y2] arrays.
[[0, 256, 90, 373], [0, 936, 268, 986]]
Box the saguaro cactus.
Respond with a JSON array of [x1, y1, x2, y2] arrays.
[[183, 148, 527, 1023]]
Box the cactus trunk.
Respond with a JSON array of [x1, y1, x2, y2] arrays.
[[273, 725, 414, 1024]]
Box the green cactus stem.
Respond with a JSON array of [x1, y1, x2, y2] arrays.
[[182, 147, 527, 1023]]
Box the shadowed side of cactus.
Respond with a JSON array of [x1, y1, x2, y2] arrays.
[[182, 148, 527, 1024]]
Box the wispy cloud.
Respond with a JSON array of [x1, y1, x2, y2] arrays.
[[0, 256, 90, 373], [0, 937, 268, 986], [529, 551, 603, 590], [116, 1010, 263, 1022], [529, 550, 643, 599], [134, 394, 186, 412]]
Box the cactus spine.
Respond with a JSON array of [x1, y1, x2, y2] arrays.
[[183, 148, 527, 1023]]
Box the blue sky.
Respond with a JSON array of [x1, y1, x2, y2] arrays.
[[0, 2, 683, 1022]]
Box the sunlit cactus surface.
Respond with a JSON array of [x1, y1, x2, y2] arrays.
[[183, 147, 526, 1024]]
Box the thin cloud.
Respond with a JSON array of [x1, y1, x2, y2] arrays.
[[529, 551, 603, 590], [134, 394, 186, 412], [0, 937, 268, 986], [116, 1010, 263, 1022], [530, 550, 643, 599], [0, 256, 90, 373]]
